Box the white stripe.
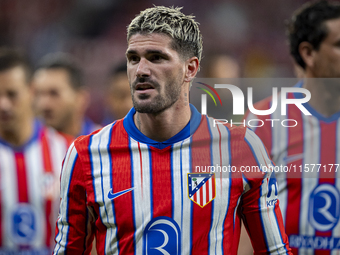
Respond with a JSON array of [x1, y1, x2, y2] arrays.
[[207, 116, 221, 254], [332, 118, 340, 255], [300, 115, 319, 238], [206, 117, 231, 255], [90, 125, 118, 255], [245, 112, 259, 132], [202, 181, 207, 206], [130, 138, 150, 254], [172, 140, 184, 234], [140, 142, 152, 227], [245, 129, 272, 169], [0, 144, 17, 248], [209, 176, 213, 201], [54, 142, 77, 254], [25, 141, 45, 247], [47, 127, 68, 174], [245, 128, 287, 253], [196, 186, 200, 205], [271, 104, 288, 226], [129, 138, 142, 254], [46, 128, 68, 247], [259, 174, 287, 254], [180, 138, 191, 255]]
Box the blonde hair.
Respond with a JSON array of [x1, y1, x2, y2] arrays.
[[127, 6, 203, 63]]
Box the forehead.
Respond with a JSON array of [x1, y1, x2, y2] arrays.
[[0, 66, 28, 90], [323, 18, 340, 42], [127, 33, 175, 54], [34, 68, 72, 89]]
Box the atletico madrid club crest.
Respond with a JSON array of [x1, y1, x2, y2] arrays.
[[188, 173, 216, 208]]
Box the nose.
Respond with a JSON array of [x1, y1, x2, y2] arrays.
[[136, 58, 151, 78], [0, 96, 11, 112], [35, 92, 50, 108]]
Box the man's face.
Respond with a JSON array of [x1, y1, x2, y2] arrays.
[[0, 66, 32, 132], [312, 18, 340, 78], [107, 72, 133, 119], [33, 68, 78, 131], [126, 33, 186, 114]]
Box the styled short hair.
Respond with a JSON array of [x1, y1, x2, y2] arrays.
[[37, 53, 84, 90], [287, 0, 340, 69], [127, 6, 203, 64], [0, 47, 32, 82]]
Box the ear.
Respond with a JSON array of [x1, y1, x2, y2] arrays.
[[184, 57, 199, 83], [299, 41, 316, 69]]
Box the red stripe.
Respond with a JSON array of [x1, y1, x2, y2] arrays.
[[40, 128, 53, 247], [206, 178, 210, 202], [284, 99, 304, 255], [191, 116, 212, 255], [61, 154, 89, 251], [225, 127, 261, 253], [315, 122, 336, 255], [150, 147, 172, 218], [109, 122, 135, 253], [15, 152, 28, 202]]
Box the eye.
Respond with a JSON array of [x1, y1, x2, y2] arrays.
[[7, 90, 17, 100], [128, 55, 140, 63], [150, 54, 163, 62]]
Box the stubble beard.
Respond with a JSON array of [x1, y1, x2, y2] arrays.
[[131, 76, 183, 114]]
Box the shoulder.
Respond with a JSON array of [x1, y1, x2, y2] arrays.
[[73, 120, 124, 155]]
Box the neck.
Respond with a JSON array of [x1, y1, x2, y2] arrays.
[[59, 114, 84, 137], [0, 115, 34, 147], [303, 77, 340, 117], [134, 101, 191, 142]]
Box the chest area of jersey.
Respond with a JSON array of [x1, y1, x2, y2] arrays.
[[90, 145, 242, 219]]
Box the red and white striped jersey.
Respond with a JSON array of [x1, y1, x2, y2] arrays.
[[245, 82, 340, 255], [0, 120, 71, 255], [54, 105, 291, 255]]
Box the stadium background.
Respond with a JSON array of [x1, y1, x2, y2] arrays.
[[0, 0, 328, 123]]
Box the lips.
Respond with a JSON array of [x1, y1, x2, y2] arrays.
[[135, 83, 155, 91]]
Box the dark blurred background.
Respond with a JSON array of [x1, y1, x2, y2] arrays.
[[0, 0, 327, 123]]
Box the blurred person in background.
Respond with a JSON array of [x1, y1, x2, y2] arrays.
[[240, 1, 340, 254], [202, 53, 241, 78], [32, 53, 101, 137], [102, 62, 133, 125], [0, 47, 71, 254]]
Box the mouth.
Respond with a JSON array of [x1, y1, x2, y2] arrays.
[[135, 83, 155, 91]]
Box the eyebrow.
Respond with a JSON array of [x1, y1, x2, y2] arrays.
[[126, 49, 167, 56]]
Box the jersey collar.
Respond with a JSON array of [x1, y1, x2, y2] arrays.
[[123, 104, 201, 149], [293, 80, 340, 123]]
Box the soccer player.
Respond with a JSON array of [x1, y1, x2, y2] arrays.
[[54, 6, 292, 254], [102, 62, 133, 125], [243, 1, 340, 254], [32, 53, 100, 137], [0, 48, 71, 253]]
